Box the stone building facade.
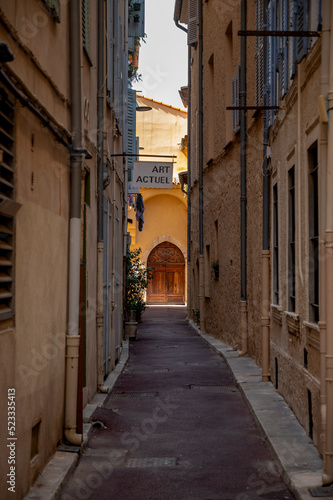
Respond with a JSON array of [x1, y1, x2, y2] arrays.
[[175, 0, 333, 483], [128, 96, 188, 305], [0, 0, 140, 497]]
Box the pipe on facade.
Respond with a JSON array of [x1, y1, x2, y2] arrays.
[[123, 0, 129, 259], [239, 0, 248, 356], [261, 0, 271, 381], [187, 45, 192, 319], [65, 0, 83, 446], [173, 1, 191, 320], [97, 0, 108, 394], [323, 0, 333, 485], [198, 0, 205, 332], [319, 0, 330, 479]]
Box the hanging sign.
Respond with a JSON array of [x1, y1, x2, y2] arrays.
[[132, 161, 173, 189]]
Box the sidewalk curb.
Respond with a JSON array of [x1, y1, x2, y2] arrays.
[[23, 340, 129, 500], [188, 320, 328, 500]]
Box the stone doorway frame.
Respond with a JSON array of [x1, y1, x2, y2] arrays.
[[141, 235, 187, 304]]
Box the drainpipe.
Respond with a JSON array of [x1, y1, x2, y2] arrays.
[[239, 0, 248, 356], [187, 46, 191, 317], [198, 0, 205, 332], [174, 1, 191, 316], [65, 0, 83, 446], [323, 0, 333, 485], [97, 0, 108, 394], [319, 0, 330, 480], [261, 0, 270, 381]]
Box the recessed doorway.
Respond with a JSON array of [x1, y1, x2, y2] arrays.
[[147, 242, 185, 305]]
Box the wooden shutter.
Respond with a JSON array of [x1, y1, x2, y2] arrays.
[[0, 86, 15, 321], [289, 0, 296, 80], [82, 0, 90, 55], [296, 0, 308, 62], [267, 0, 277, 125], [188, 0, 198, 46], [107, 0, 114, 107], [280, 0, 288, 98], [231, 66, 240, 134], [127, 89, 137, 182], [256, 0, 264, 106]]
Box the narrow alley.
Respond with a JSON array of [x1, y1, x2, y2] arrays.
[[58, 306, 299, 500]]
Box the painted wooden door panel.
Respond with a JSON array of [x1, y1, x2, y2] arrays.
[[147, 242, 185, 305]]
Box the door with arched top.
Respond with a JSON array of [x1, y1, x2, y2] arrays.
[[147, 242, 185, 305]]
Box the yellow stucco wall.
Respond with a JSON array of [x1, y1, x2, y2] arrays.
[[128, 97, 188, 289]]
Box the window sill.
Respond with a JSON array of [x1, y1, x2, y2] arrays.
[[304, 321, 320, 351], [285, 311, 300, 337], [271, 304, 283, 325]]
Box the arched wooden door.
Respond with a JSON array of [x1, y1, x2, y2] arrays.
[[147, 242, 185, 305]]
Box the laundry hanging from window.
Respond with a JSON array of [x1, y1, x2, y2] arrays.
[[136, 193, 145, 231]]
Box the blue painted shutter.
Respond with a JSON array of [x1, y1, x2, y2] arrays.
[[296, 0, 308, 62]]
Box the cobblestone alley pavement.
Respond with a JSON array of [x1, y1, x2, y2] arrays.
[[59, 306, 295, 500]]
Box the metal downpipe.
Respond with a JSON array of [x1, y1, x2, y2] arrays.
[[174, 3, 191, 318], [187, 44, 192, 318], [261, 0, 271, 381], [323, 0, 333, 484], [97, 0, 108, 394], [318, 0, 329, 477], [239, 0, 248, 356], [65, 0, 83, 446], [198, 0, 205, 332]]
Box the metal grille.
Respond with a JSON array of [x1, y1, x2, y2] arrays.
[[190, 385, 237, 393], [124, 457, 177, 468], [0, 86, 15, 321]]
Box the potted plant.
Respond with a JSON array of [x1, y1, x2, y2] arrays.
[[124, 248, 152, 338], [133, 14, 140, 22], [212, 260, 219, 279], [133, 2, 141, 11]]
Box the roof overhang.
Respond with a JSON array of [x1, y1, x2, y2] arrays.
[[174, 0, 188, 24]]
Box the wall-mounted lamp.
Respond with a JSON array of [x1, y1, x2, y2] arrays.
[[178, 170, 188, 195]]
